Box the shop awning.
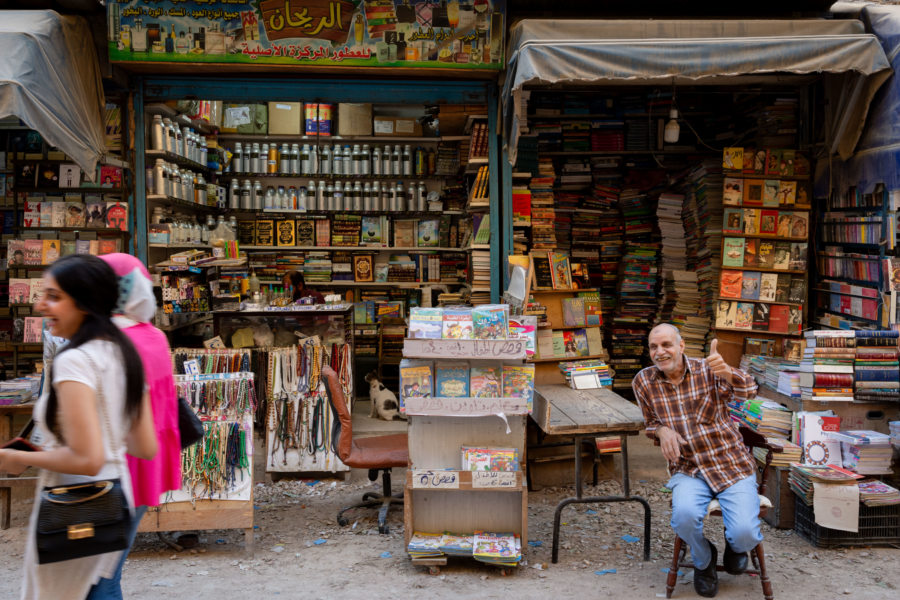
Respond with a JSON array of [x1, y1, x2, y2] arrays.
[[503, 19, 892, 163], [816, 3, 900, 195], [0, 11, 106, 175]]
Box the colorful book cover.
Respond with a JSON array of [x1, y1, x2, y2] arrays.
[[722, 237, 745, 267], [734, 302, 754, 329], [6, 240, 24, 266], [719, 270, 743, 298], [50, 201, 66, 227], [752, 303, 770, 330], [722, 208, 743, 234], [41, 240, 60, 265], [741, 271, 761, 300], [780, 150, 795, 176], [551, 331, 565, 357], [742, 208, 760, 235], [64, 201, 85, 227], [790, 243, 808, 270], [470, 366, 502, 398], [747, 148, 768, 175], [8, 278, 29, 304], [549, 252, 572, 289], [766, 149, 782, 176], [97, 239, 119, 255], [757, 241, 775, 269], [762, 180, 780, 207], [743, 179, 764, 206], [40, 201, 52, 226], [531, 253, 554, 289], [100, 165, 123, 187], [722, 147, 744, 170], [360, 216, 383, 245], [37, 162, 58, 188], [578, 291, 603, 326], [775, 212, 792, 237], [508, 315, 537, 357], [773, 242, 791, 270], [780, 180, 797, 205], [435, 362, 470, 397], [85, 202, 107, 228], [790, 212, 808, 238], [442, 307, 474, 339], [472, 304, 509, 340], [723, 177, 743, 206], [788, 305, 802, 333], [572, 329, 589, 357], [743, 238, 759, 268], [716, 300, 736, 328], [759, 273, 778, 302], [417, 218, 440, 247], [28, 278, 44, 304], [759, 210, 778, 235], [105, 202, 128, 231], [501, 364, 535, 406], [462, 448, 520, 472], [23, 239, 43, 265], [399, 360, 433, 401], [562, 297, 586, 327], [768, 305, 789, 333], [562, 331, 579, 357], [23, 317, 44, 343], [295, 219, 315, 245], [408, 307, 443, 339]]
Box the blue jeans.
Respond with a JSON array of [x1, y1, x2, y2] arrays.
[[667, 473, 762, 570], [85, 505, 147, 600]]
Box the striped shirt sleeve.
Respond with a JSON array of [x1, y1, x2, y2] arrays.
[[632, 372, 660, 440], [716, 365, 758, 405]]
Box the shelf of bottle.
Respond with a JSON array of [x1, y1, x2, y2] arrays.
[[216, 134, 458, 144], [146, 194, 220, 213], [146, 103, 217, 135], [219, 172, 454, 182], [540, 149, 715, 157], [145, 150, 214, 174], [227, 208, 463, 217], [241, 245, 466, 252]]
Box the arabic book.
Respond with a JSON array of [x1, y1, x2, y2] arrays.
[[409, 307, 443, 339], [469, 366, 502, 398], [435, 362, 470, 397], [472, 304, 509, 340]]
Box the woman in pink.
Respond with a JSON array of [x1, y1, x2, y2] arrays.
[[93, 253, 180, 597]]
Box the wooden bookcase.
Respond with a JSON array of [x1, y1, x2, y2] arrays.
[[715, 148, 811, 365], [402, 337, 529, 566]]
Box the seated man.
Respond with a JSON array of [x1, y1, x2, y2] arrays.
[[632, 324, 761, 598]]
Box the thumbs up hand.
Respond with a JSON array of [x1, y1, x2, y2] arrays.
[[707, 339, 733, 382]]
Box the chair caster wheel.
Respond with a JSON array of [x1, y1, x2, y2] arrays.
[[379, 524, 389, 534], [337, 516, 349, 527], [428, 566, 441, 575]]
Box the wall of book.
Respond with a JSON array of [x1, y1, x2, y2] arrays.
[[511, 89, 802, 390], [1, 101, 128, 378]]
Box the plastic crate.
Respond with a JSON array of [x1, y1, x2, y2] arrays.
[[793, 495, 900, 548]]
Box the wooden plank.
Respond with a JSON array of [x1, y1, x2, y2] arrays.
[[406, 470, 525, 492], [408, 416, 526, 468], [534, 385, 644, 435], [411, 557, 448, 566], [403, 338, 526, 360], [407, 489, 524, 536], [138, 500, 253, 533], [405, 396, 530, 417]]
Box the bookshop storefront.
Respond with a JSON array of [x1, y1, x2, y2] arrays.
[[500, 18, 892, 387]]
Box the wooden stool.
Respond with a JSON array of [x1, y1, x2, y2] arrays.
[[664, 426, 779, 600]]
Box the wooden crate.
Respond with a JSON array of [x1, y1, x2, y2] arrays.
[[760, 465, 794, 530]]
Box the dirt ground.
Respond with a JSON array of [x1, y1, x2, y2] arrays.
[[1, 435, 899, 599]]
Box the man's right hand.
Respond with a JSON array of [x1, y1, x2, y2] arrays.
[[657, 426, 686, 462]]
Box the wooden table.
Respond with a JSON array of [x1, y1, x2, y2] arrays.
[[0, 403, 37, 529], [532, 385, 650, 563]]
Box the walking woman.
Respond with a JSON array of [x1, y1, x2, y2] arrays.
[[0, 255, 157, 599]]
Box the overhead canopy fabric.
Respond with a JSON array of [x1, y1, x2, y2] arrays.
[[816, 3, 900, 196], [0, 11, 106, 175], [503, 19, 892, 163]]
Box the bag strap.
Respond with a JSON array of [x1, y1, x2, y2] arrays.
[[75, 347, 125, 476]]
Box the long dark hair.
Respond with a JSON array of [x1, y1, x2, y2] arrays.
[[287, 270, 305, 302], [44, 255, 145, 436]]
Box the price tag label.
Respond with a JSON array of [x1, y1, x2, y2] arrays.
[[411, 470, 459, 489], [183, 359, 200, 376], [471, 471, 518, 488]]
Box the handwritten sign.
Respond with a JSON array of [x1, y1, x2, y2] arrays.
[[403, 339, 526, 360], [412, 470, 459, 489], [472, 471, 518, 488], [404, 396, 529, 417]]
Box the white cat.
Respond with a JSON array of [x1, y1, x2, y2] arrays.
[[364, 371, 406, 421]]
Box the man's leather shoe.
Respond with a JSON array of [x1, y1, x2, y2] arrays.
[[723, 539, 749, 575], [693, 539, 718, 598]]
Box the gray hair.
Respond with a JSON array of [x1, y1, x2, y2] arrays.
[[649, 323, 683, 342]]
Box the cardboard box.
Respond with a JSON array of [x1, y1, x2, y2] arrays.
[[222, 104, 268, 134], [337, 103, 373, 136], [268, 102, 302, 136], [373, 116, 423, 137]]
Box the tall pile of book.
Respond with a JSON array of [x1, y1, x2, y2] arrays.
[[789, 463, 863, 506], [799, 330, 856, 401], [530, 158, 556, 250], [754, 437, 802, 467], [825, 430, 894, 475], [740, 398, 793, 439], [858, 480, 900, 506], [853, 330, 900, 402]]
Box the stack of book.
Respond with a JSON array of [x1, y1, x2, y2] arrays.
[[472, 532, 522, 567], [799, 331, 856, 401], [657, 192, 688, 275], [407, 532, 445, 558], [302, 251, 332, 282], [789, 463, 863, 506], [858, 479, 900, 506], [825, 430, 894, 475], [853, 330, 900, 402], [530, 161, 556, 251], [686, 159, 724, 329], [741, 398, 793, 439], [469, 251, 491, 305], [558, 359, 613, 388], [754, 437, 802, 467]]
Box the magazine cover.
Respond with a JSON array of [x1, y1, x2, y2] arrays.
[[8, 279, 29, 304], [360, 215, 383, 245], [6, 240, 24, 266], [470, 366, 502, 398], [757, 241, 776, 269], [472, 304, 509, 340], [723, 177, 743, 205], [561, 297, 585, 327], [741, 271, 761, 300], [435, 362, 470, 397], [742, 208, 760, 235], [549, 252, 572, 289], [442, 307, 474, 339], [462, 447, 520, 472], [723, 208, 743, 234], [417, 218, 440, 247], [408, 307, 443, 339], [722, 237, 745, 267], [399, 360, 433, 402], [762, 180, 780, 207], [743, 179, 764, 206], [780, 180, 797, 205], [508, 315, 537, 357], [502, 365, 535, 406], [759, 273, 778, 302], [734, 302, 754, 329]]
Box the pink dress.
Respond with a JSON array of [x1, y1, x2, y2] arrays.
[[120, 321, 181, 506]]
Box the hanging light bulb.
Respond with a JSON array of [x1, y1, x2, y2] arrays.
[[664, 108, 680, 143]]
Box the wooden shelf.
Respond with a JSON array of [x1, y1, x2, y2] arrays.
[[406, 469, 525, 492], [305, 281, 464, 288], [723, 233, 808, 242], [147, 194, 220, 212], [241, 245, 465, 252], [717, 297, 804, 307], [14, 226, 128, 235], [221, 173, 452, 182], [538, 324, 603, 331], [528, 353, 609, 364], [724, 204, 812, 211], [403, 338, 527, 360], [714, 326, 800, 336], [720, 266, 807, 274], [404, 396, 531, 417]]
